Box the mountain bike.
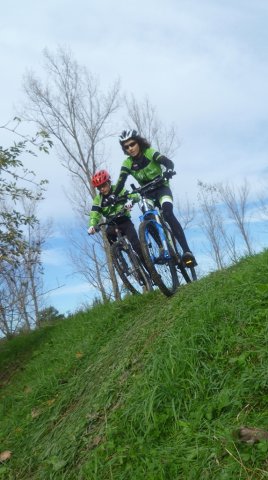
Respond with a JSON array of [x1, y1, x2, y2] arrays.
[[130, 175, 197, 296], [93, 210, 152, 295]]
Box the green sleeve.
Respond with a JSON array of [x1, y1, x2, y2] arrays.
[[128, 192, 140, 203], [114, 158, 132, 196], [88, 195, 102, 227], [118, 187, 140, 204]]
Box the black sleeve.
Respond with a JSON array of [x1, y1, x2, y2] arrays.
[[152, 151, 174, 170], [157, 154, 174, 170], [113, 167, 129, 197]]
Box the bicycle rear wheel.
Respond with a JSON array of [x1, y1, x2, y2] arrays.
[[139, 220, 178, 297], [111, 242, 152, 295]]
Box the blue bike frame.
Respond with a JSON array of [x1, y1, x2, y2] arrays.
[[139, 206, 172, 263]]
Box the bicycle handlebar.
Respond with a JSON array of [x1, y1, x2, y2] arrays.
[[130, 170, 176, 196], [103, 171, 176, 206], [94, 208, 127, 232], [102, 193, 129, 208]]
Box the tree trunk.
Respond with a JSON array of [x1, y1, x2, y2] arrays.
[[102, 232, 121, 301]]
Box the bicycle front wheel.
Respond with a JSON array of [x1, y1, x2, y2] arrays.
[[111, 242, 152, 295], [139, 220, 178, 297], [167, 229, 194, 284]]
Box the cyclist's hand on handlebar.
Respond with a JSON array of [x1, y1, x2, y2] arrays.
[[124, 199, 133, 211], [163, 169, 176, 180], [88, 226, 96, 235]]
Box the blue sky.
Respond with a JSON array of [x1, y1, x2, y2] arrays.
[[1, 0, 268, 313]]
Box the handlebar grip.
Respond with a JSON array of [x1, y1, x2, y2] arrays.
[[163, 170, 176, 180]]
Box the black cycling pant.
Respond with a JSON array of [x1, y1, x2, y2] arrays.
[[161, 202, 190, 253], [106, 219, 144, 261], [145, 184, 191, 253]]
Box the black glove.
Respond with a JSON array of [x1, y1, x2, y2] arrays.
[[103, 194, 116, 207], [164, 169, 175, 180]]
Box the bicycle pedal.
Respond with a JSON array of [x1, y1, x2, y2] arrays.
[[182, 252, 197, 267], [185, 259, 197, 267]]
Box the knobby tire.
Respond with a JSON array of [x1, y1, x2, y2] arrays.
[[139, 220, 178, 297], [166, 228, 193, 284], [111, 243, 152, 295]]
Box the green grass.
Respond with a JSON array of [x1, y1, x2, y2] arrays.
[[1, 251, 268, 479]]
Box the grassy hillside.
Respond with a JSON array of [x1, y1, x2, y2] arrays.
[[1, 251, 268, 479]]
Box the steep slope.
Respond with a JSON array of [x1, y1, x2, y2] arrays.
[[1, 251, 268, 479]]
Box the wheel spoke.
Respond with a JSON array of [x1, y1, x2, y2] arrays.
[[139, 220, 178, 296], [111, 242, 152, 295]]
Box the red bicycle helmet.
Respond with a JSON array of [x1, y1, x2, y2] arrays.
[[91, 170, 111, 188]]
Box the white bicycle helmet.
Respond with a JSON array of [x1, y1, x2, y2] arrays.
[[119, 129, 138, 145]]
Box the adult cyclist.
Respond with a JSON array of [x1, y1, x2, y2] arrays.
[[112, 130, 197, 268]]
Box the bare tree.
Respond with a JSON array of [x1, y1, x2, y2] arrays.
[[66, 218, 118, 303], [175, 196, 196, 231], [0, 258, 33, 335], [0, 198, 52, 337], [256, 188, 268, 243], [257, 191, 268, 221], [0, 278, 22, 338], [218, 180, 254, 256], [20, 199, 53, 327], [197, 181, 226, 269], [258, 198, 268, 221], [198, 179, 255, 271], [23, 47, 121, 301], [125, 95, 180, 157], [24, 48, 120, 191]]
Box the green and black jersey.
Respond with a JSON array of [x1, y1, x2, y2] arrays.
[[114, 147, 174, 196], [89, 185, 140, 228]]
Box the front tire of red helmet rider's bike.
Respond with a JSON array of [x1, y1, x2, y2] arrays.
[[111, 242, 152, 295]]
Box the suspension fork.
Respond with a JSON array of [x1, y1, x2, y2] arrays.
[[138, 197, 171, 258], [141, 211, 170, 258]]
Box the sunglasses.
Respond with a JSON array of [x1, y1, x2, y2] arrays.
[[124, 141, 137, 150]]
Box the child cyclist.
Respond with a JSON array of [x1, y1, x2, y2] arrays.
[[112, 129, 197, 268], [88, 169, 145, 263]]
